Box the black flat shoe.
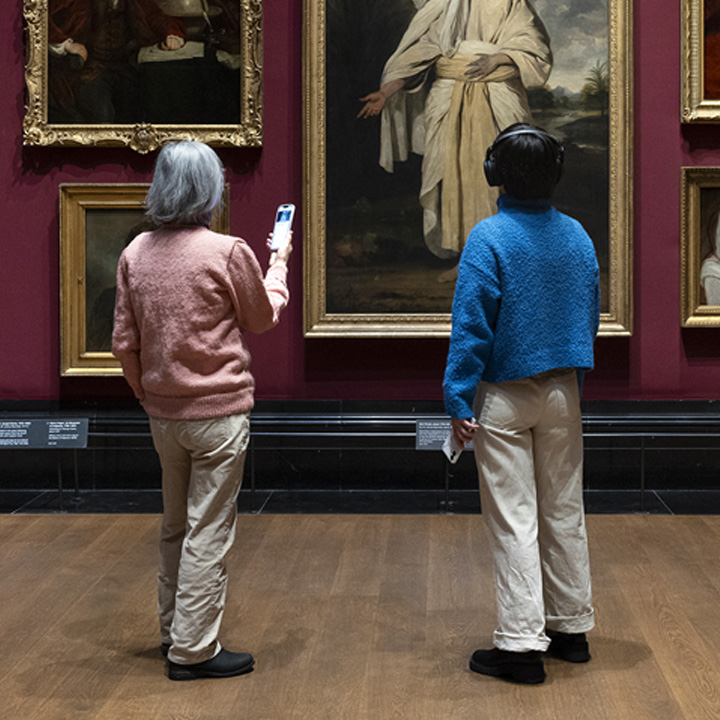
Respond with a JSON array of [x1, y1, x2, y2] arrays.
[[469, 648, 545, 684], [168, 649, 255, 681], [546, 630, 591, 663]]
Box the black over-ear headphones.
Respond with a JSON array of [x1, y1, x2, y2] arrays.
[[483, 127, 564, 187]]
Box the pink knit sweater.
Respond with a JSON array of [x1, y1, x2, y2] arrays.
[[112, 226, 289, 419]]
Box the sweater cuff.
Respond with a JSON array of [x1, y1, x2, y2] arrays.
[[443, 391, 474, 420], [267, 262, 288, 280]]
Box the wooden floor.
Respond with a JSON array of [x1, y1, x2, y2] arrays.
[[2, 514, 720, 720]]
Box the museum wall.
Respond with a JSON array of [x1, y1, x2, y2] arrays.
[[2, 0, 720, 406]]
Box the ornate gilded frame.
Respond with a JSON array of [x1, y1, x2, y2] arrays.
[[59, 183, 229, 376], [24, 1, 262, 153], [681, 167, 720, 326], [682, 0, 720, 122], [303, 0, 633, 337]]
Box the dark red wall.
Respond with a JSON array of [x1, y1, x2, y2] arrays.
[[2, 0, 720, 404]]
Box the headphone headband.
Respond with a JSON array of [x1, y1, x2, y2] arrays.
[[490, 127, 560, 149]]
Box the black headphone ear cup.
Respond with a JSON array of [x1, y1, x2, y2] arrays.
[[484, 149, 501, 187], [555, 147, 564, 183]]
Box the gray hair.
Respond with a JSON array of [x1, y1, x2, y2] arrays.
[[145, 141, 224, 227]]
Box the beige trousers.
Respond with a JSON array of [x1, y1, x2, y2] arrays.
[[472, 370, 594, 653], [149, 412, 250, 665]]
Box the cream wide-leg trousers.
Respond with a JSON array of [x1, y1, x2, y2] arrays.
[[472, 370, 594, 653], [149, 412, 250, 665]]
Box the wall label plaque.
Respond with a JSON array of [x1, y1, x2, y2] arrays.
[[0, 419, 89, 449]]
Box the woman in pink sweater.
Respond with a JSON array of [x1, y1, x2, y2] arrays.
[[112, 141, 291, 681]]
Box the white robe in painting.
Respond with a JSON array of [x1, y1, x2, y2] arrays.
[[379, 0, 552, 256], [701, 253, 720, 305]]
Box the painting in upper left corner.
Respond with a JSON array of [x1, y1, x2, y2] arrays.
[[23, 0, 263, 153]]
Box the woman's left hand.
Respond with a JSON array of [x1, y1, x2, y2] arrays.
[[452, 417, 479, 446]]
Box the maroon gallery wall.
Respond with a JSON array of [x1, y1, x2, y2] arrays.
[[1, 0, 719, 404]]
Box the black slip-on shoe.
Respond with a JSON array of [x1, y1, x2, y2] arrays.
[[469, 648, 545, 684], [168, 649, 255, 681], [546, 630, 591, 663]]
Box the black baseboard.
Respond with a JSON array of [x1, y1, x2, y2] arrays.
[[3, 488, 720, 515], [2, 399, 720, 514]]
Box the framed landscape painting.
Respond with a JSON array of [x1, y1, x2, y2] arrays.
[[59, 183, 229, 376], [24, 0, 262, 153], [304, 0, 633, 337]]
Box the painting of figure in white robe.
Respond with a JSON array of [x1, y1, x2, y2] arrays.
[[326, 0, 610, 314]]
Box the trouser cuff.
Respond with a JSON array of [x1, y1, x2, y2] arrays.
[[167, 639, 222, 665], [546, 608, 595, 635], [494, 630, 550, 653]]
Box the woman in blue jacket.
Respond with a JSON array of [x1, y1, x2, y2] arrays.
[[443, 124, 600, 684]]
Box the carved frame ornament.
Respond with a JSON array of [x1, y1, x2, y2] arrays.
[[23, 0, 262, 153], [682, 0, 720, 122]]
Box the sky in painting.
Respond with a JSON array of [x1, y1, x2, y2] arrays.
[[533, 0, 608, 93]]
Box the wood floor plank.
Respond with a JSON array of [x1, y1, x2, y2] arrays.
[[0, 514, 80, 573], [3, 513, 720, 719], [426, 515, 492, 614], [610, 522, 720, 720], [1, 515, 160, 720], [290, 595, 377, 720], [237, 595, 336, 720], [364, 515, 429, 719], [330, 515, 392, 598], [0, 514, 42, 561], [0, 516, 154, 668], [584, 582, 684, 718], [231, 516, 349, 720], [619, 517, 720, 655]]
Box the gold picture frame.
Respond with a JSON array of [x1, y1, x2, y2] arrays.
[[681, 0, 720, 122], [59, 183, 229, 375], [24, 1, 262, 153], [681, 167, 720, 326], [303, 0, 633, 337]]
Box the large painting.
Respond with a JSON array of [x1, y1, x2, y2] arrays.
[[304, 0, 633, 337], [24, 0, 262, 153], [682, 0, 720, 121], [59, 183, 229, 375], [681, 167, 720, 326]]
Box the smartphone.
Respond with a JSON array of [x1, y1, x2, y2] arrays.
[[270, 204, 295, 251]]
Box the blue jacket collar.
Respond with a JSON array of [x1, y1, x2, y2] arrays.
[[498, 194, 552, 213]]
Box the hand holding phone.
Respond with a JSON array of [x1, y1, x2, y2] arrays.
[[270, 204, 295, 251]]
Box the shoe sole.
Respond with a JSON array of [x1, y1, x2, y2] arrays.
[[169, 660, 255, 681], [469, 658, 545, 684]]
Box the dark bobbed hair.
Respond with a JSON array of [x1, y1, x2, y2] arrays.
[[145, 141, 224, 227], [491, 123, 563, 200]]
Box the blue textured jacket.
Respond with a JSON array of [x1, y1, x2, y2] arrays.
[[443, 194, 600, 419]]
